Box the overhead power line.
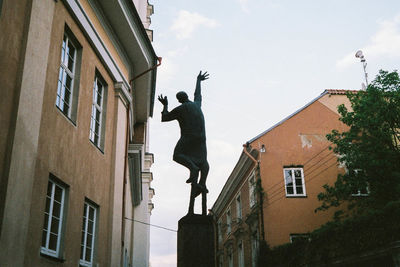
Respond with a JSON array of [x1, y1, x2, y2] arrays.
[[124, 217, 177, 233]]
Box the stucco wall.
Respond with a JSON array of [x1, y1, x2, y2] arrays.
[[23, 2, 119, 265], [250, 95, 349, 247], [0, 0, 32, 234]]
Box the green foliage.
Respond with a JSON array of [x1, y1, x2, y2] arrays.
[[317, 70, 400, 215], [263, 201, 400, 267]]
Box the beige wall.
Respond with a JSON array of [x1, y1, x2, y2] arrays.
[[0, 0, 32, 234], [22, 2, 119, 266], [250, 95, 348, 247]]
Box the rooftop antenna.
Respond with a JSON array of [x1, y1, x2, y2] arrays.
[[355, 50, 368, 89]]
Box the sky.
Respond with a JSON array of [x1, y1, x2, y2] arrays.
[[147, 1, 400, 266]]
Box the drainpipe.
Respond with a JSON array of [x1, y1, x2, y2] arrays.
[[120, 57, 161, 263], [242, 144, 266, 242], [129, 57, 162, 84]]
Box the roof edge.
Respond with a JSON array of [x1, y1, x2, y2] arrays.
[[247, 89, 357, 144]]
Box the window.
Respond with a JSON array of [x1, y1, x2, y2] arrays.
[[290, 233, 310, 243], [89, 73, 107, 150], [41, 178, 67, 257], [218, 255, 224, 267], [238, 240, 244, 267], [350, 169, 369, 197], [283, 168, 306, 196], [249, 174, 257, 207], [251, 231, 259, 267], [218, 219, 222, 243], [236, 194, 242, 220], [228, 247, 233, 267], [226, 209, 231, 234], [56, 30, 81, 121], [80, 201, 98, 266]]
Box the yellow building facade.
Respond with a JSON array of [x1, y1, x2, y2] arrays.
[[0, 0, 158, 266]]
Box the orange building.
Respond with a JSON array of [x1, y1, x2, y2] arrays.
[[212, 90, 355, 267]]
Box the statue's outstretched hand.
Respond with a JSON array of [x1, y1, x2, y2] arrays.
[[197, 71, 209, 82], [158, 94, 168, 106]]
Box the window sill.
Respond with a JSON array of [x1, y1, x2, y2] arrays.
[[55, 105, 77, 127], [285, 195, 307, 198], [89, 140, 105, 154], [40, 251, 66, 262]]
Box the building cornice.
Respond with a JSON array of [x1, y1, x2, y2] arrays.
[[211, 149, 259, 216]]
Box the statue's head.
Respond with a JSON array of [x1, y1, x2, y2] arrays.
[[176, 91, 189, 103]]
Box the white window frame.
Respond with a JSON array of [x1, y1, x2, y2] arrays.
[[56, 33, 77, 118], [226, 208, 231, 235], [249, 173, 257, 207], [236, 194, 242, 220], [41, 179, 66, 257], [238, 240, 244, 267], [283, 167, 306, 197], [80, 201, 98, 267], [89, 74, 106, 149]]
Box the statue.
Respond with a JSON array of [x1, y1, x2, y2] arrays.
[[158, 71, 210, 215]]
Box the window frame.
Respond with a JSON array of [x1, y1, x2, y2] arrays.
[[79, 200, 98, 267], [248, 173, 257, 207], [89, 72, 107, 150], [350, 169, 370, 197], [238, 240, 244, 267], [283, 167, 306, 197], [41, 178, 67, 258], [236, 194, 242, 220], [226, 208, 231, 235], [56, 30, 81, 122]]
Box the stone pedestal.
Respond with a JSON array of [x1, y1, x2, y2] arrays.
[[177, 214, 215, 267]]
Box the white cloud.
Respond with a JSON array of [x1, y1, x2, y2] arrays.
[[170, 10, 218, 40], [238, 0, 250, 13], [337, 14, 400, 68]]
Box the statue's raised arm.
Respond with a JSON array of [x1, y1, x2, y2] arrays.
[[194, 71, 209, 107]]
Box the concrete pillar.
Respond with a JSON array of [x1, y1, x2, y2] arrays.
[[178, 214, 215, 267], [0, 1, 55, 266]]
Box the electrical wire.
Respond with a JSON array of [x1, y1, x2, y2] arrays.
[[264, 161, 338, 208], [124, 217, 177, 232], [264, 145, 331, 194], [266, 156, 337, 203], [265, 152, 336, 200]]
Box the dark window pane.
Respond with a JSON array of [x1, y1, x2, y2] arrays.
[[85, 247, 92, 261], [43, 213, 49, 231], [45, 197, 51, 213], [287, 186, 294, 195], [294, 170, 302, 178], [54, 186, 62, 202], [295, 178, 302, 186], [95, 109, 101, 123], [41, 230, 48, 247], [89, 207, 94, 220], [86, 233, 93, 247], [296, 186, 303, 194], [47, 182, 53, 197], [65, 75, 72, 91], [53, 201, 61, 218], [49, 233, 58, 250], [88, 220, 94, 234], [80, 244, 85, 260], [51, 217, 60, 234]]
